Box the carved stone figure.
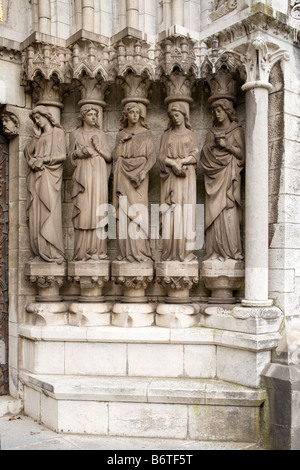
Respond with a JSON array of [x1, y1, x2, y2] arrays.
[[1, 112, 19, 138], [113, 102, 156, 262], [158, 102, 200, 262], [24, 105, 66, 264], [200, 98, 245, 262], [69, 104, 112, 261]]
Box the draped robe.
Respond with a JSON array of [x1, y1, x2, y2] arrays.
[[200, 122, 245, 261], [159, 128, 200, 261], [113, 127, 156, 262], [24, 127, 66, 263], [69, 127, 111, 261]]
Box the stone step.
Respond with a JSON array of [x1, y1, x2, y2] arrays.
[[20, 372, 266, 442], [21, 372, 265, 405]]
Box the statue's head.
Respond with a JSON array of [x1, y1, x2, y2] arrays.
[[79, 104, 100, 128], [167, 102, 192, 130], [120, 102, 148, 129], [211, 98, 238, 124], [29, 105, 61, 129]]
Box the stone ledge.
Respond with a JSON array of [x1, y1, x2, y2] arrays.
[[20, 372, 265, 406], [18, 324, 281, 352]]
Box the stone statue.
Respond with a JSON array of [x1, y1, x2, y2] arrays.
[[113, 102, 156, 262], [200, 98, 245, 262], [69, 104, 112, 261], [158, 102, 200, 262], [24, 105, 66, 264]]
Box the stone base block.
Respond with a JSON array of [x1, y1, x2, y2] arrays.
[[112, 303, 155, 327], [262, 362, 300, 450], [69, 302, 112, 326], [21, 372, 265, 442], [68, 260, 110, 278], [200, 304, 283, 334], [156, 303, 200, 328], [201, 259, 244, 303], [26, 302, 69, 326]]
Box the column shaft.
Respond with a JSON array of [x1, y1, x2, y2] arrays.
[[82, 0, 95, 32], [38, 0, 51, 35], [171, 0, 184, 26], [242, 84, 273, 306], [126, 0, 139, 29]]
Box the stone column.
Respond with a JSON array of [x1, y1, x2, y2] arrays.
[[171, 0, 184, 26], [239, 37, 289, 308], [241, 82, 273, 307], [82, 0, 95, 32], [38, 0, 51, 35], [126, 0, 139, 29]]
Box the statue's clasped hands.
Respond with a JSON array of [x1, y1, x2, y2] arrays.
[[131, 170, 146, 188]]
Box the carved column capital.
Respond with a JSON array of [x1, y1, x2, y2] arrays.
[[201, 36, 290, 92], [239, 37, 290, 91], [118, 69, 151, 107]]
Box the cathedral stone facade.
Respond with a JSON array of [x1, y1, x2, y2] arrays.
[[0, 0, 300, 450]]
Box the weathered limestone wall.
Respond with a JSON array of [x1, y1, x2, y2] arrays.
[[269, 46, 300, 318]]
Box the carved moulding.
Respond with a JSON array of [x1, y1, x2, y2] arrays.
[[210, 1, 237, 22]]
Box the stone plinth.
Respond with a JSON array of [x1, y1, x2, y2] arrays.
[[201, 259, 245, 304], [156, 260, 199, 303], [25, 302, 69, 326], [111, 260, 154, 302], [68, 260, 111, 326], [25, 260, 68, 325], [111, 260, 154, 327], [200, 304, 283, 335], [155, 260, 199, 328], [156, 303, 200, 328], [25, 259, 67, 302]]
